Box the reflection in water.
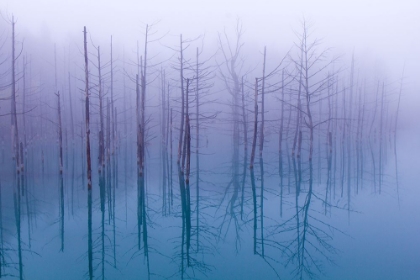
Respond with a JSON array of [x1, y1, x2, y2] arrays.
[[0, 80, 411, 280], [0, 20, 416, 280], [0, 95, 411, 278], [15, 174, 23, 280], [0, 129, 412, 280]]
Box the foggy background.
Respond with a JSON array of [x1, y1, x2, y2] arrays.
[[2, 0, 419, 125], [0, 2, 419, 279]]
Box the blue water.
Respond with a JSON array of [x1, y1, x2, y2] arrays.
[[0, 130, 419, 280]]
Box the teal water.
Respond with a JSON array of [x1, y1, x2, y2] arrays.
[[0, 131, 419, 280]]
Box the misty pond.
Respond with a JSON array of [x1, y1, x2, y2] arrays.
[[1, 117, 419, 280], [0, 19, 419, 280]]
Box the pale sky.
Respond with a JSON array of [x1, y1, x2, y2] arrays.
[[0, 0, 419, 129], [2, 0, 418, 49], [2, 0, 419, 85]]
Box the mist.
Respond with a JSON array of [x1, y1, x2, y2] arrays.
[[0, 1, 419, 279]]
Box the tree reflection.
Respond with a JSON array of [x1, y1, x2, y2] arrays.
[[0, 16, 407, 280]]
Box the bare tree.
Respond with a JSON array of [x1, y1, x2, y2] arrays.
[[83, 26, 93, 280], [10, 16, 20, 172]]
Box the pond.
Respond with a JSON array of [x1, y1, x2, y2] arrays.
[[0, 128, 418, 280]]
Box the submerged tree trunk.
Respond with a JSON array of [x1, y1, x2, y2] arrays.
[[22, 56, 27, 162], [83, 27, 92, 190], [292, 39, 304, 158], [11, 16, 20, 173], [83, 26, 93, 280], [178, 35, 185, 164], [259, 47, 266, 156], [53, 45, 62, 174], [250, 78, 258, 169], [68, 72, 75, 145], [181, 79, 190, 172], [98, 46, 105, 171], [241, 76, 248, 155]]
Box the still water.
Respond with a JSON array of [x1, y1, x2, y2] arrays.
[[0, 130, 419, 280]]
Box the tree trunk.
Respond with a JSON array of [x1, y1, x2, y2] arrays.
[[11, 16, 20, 173], [259, 46, 266, 156], [83, 26, 93, 280], [57, 91, 63, 173], [98, 46, 105, 170], [178, 34, 185, 164], [250, 78, 258, 169]]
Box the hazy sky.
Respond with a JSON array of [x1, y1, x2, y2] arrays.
[[2, 0, 418, 48], [2, 0, 419, 92]]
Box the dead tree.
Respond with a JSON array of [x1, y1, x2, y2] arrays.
[[292, 20, 338, 163], [83, 27, 92, 190], [83, 26, 93, 280], [10, 16, 20, 173], [97, 46, 105, 171], [68, 72, 75, 145], [56, 91, 63, 173], [178, 34, 186, 164], [259, 46, 266, 156], [137, 24, 150, 176], [218, 21, 244, 159], [250, 78, 258, 169]]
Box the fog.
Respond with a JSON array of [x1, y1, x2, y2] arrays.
[[0, 1, 419, 280], [2, 0, 419, 117]]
